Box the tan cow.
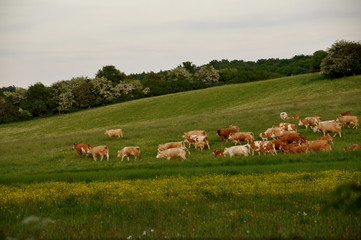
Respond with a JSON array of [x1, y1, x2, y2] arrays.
[[298, 117, 321, 129], [313, 122, 342, 137], [259, 128, 274, 141], [260, 141, 277, 155], [104, 129, 123, 138], [273, 123, 297, 132], [279, 143, 308, 154], [278, 132, 306, 145], [336, 115, 359, 129], [158, 141, 184, 151], [184, 135, 210, 150], [117, 146, 141, 161], [90, 145, 109, 161], [72, 143, 92, 158], [182, 130, 206, 140], [343, 144, 361, 151], [306, 140, 332, 152], [224, 145, 250, 157], [156, 147, 190, 160], [229, 132, 254, 145]]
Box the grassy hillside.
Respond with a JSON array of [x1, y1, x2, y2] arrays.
[[0, 73, 360, 183], [1, 73, 361, 239]]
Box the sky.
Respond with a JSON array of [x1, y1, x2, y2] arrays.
[[0, 0, 360, 88]]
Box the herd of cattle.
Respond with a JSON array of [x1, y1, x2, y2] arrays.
[[73, 111, 360, 161]]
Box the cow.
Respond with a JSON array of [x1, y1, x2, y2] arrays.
[[212, 149, 225, 157], [306, 140, 331, 152], [183, 135, 210, 150], [280, 112, 288, 120], [104, 129, 123, 138], [229, 132, 254, 145], [313, 121, 342, 137], [259, 128, 274, 141], [158, 141, 184, 151], [182, 130, 206, 140], [270, 127, 288, 139], [72, 143, 92, 158], [273, 123, 297, 132], [316, 136, 334, 145], [343, 144, 361, 151], [336, 115, 359, 129], [279, 142, 308, 154], [298, 117, 321, 129], [217, 127, 238, 141], [291, 114, 300, 119], [156, 147, 189, 160], [260, 141, 277, 155], [223, 145, 250, 157], [278, 132, 306, 145], [248, 141, 265, 155], [117, 146, 141, 161], [90, 145, 109, 161], [340, 111, 351, 116]]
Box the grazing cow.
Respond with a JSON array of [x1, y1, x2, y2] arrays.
[[224, 145, 250, 157], [343, 144, 361, 151], [117, 146, 141, 161], [316, 136, 334, 145], [260, 141, 277, 155], [278, 132, 306, 145], [279, 143, 308, 154], [298, 117, 321, 129], [90, 145, 109, 161], [340, 111, 351, 116], [156, 147, 189, 160], [291, 114, 300, 119], [213, 149, 225, 157], [104, 129, 123, 138], [184, 135, 210, 150], [336, 115, 359, 129], [158, 141, 184, 151], [182, 130, 206, 140], [280, 112, 288, 120], [273, 123, 297, 132], [248, 141, 265, 155], [270, 127, 288, 139], [306, 140, 331, 152], [259, 128, 274, 141], [217, 127, 238, 141], [72, 143, 92, 158], [229, 132, 254, 145], [313, 122, 342, 137]]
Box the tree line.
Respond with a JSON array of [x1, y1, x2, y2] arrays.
[[1, 40, 360, 124]]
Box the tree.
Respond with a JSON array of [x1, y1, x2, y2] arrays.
[[182, 61, 197, 74], [72, 81, 96, 109], [310, 50, 327, 72], [51, 81, 75, 113], [95, 65, 126, 84], [24, 83, 55, 116], [321, 40, 361, 78], [196, 65, 220, 83], [91, 77, 116, 105], [167, 66, 192, 82]]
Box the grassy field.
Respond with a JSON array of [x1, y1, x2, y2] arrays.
[[1, 73, 361, 239]]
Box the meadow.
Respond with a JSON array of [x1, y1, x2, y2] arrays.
[[0, 73, 361, 239]]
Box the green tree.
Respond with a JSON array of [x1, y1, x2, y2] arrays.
[[310, 50, 327, 72], [95, 65, 126, 84], [51, 81, 75, 113], [321, 40, 361, 78], [196, 65, 220, 83], [182, 61, 197, 74], [24, 83, 55, 117], [72, 81, 96, 109]]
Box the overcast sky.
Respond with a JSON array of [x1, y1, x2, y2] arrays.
[[1, 0, 360, 88]]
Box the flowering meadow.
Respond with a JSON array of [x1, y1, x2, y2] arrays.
[[1, 170, 361, 239]]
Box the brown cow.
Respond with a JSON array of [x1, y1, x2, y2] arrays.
[[117, 146, 141, 161], [280, 142, 308, 154], [343, 144, 361, 151], [298, 117, 321, 129], [313, 122, 342, 137], [278, 132, 306, 145], [158, 141, 184, 151], [337, 115, 359, 129], [229, 132, 253, 145], [183, 130, 206, 139], [217, 128, 238, 141], [306, 140, 331, 152], [72, 143, 92, 158], [316, 136, 334, 145], [273, 123, 297, 132], [340, 111, 351, 116], [212, 149, 225, 157], [90, 145, 109, 161]]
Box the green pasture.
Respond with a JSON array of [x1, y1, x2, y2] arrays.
[[1, 73, 361, 239]]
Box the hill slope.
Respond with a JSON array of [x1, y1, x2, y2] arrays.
[[0, 73, 360, 183]]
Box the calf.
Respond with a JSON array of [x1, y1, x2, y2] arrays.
[[72, 143, 92, 158], [156, 147, 189, 160], [213, 149, 225, 157], [337, 115, 359, 129], [104, 129, 123, 138], [298, 117, 321, 129], [90, 145, 109, 161], [343, 144, 361, 151], [158, 141, 184, 151], [117, 146, 141, 161], [224, 145, 250, 157]]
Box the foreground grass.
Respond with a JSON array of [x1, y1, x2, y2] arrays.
[[1, 170, 360, 239]]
